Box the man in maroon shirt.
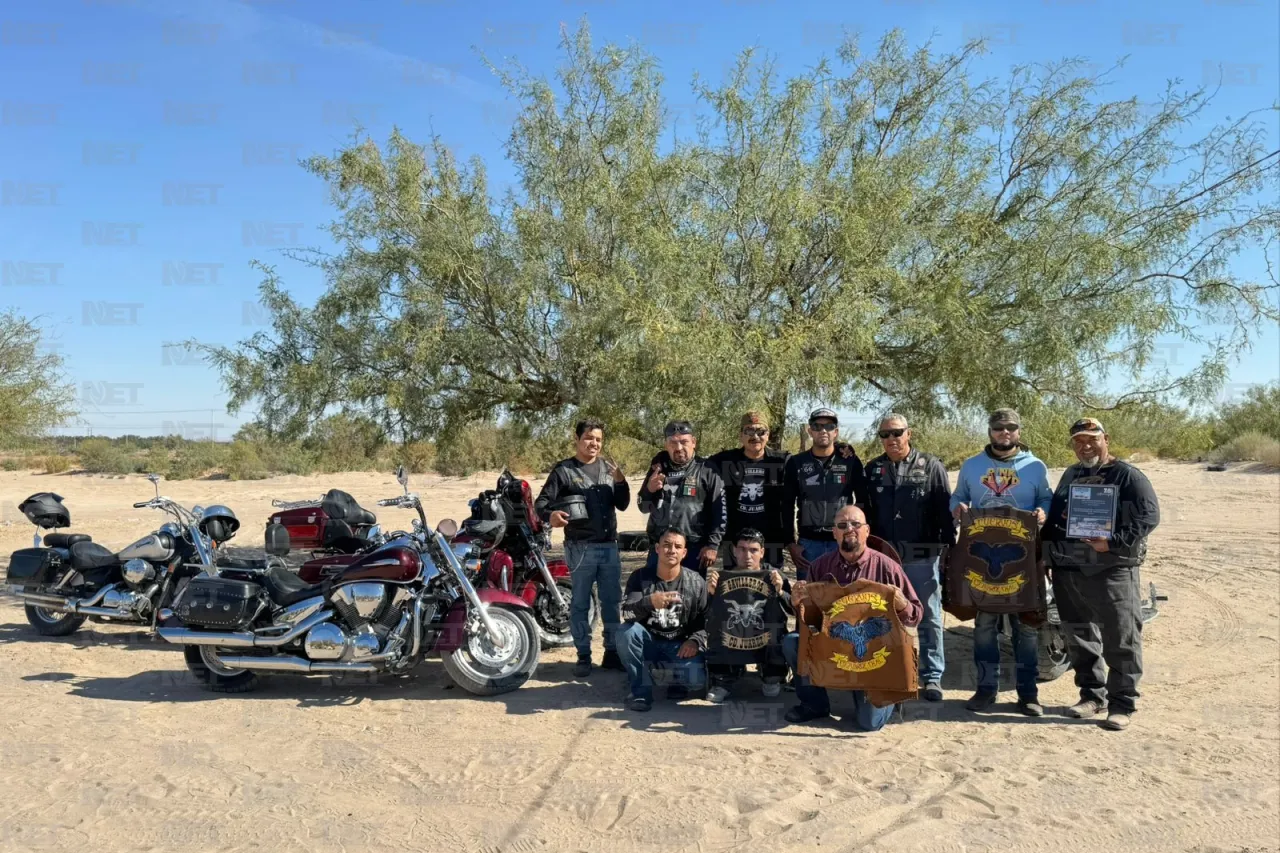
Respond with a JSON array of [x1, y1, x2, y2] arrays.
[[782, 505, 923, 731]]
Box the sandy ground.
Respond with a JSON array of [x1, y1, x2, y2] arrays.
[[0, 461, 1276, 853]]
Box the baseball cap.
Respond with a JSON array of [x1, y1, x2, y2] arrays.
[[1069, 417, 1106, 436], [663, 420, 694, 439], [988, 408, 1021, 428], [808, 407, 839, 425], [740, 411, 769, 429]]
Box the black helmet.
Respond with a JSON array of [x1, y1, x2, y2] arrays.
[[198, 505, 240, 543]]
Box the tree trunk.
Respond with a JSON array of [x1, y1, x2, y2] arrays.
[[767, 388, 788, 452]]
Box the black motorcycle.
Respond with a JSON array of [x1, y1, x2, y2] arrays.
[[5, 474, 239, 637]]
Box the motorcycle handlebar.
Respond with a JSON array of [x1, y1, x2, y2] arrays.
[[377, 498, 399, 507], [133, 501, 150, 508]]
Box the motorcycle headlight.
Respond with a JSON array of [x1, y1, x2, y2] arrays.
[[364, 524, 382, 541]]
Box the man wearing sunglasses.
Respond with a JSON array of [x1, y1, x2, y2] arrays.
[[782, 408, 871, 581], [638, 420, 727, 578], [950, 408, 1053, 716], [864, 413, 955, 703], [1041, 417, 1160, 731], [707, 412, 791, 571], [781, 505, 922, 731]]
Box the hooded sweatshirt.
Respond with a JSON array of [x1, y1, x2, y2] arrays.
[[949, 446, 1053, 515]]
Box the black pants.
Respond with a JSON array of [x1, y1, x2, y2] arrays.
[[708, 648, 787, 685], [1052, 566, 1144, 713]]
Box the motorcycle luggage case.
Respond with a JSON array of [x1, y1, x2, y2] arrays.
[[176, 577, 264, 629], [269, 505, 328, 551], [4, 548, 62, 587]]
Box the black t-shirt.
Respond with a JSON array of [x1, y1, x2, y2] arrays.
[[706, 447, 790, 545]]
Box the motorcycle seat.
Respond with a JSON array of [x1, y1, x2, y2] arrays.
[[320, 489, 377, 527], [44, 533, 91, 548], [68, 541, 118, 571], [262, 566, 325, 606]]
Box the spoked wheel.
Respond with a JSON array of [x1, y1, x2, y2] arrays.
[[442, 606, 540, 696], [183, 645, 259, 693], [534, 579, 596, 650], [24, 605, 87, 637]]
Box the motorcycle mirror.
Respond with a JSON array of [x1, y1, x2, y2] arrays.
[[435, 518, 458, 539], [146, 473, 161, 497], [395, 465, 409, 492]]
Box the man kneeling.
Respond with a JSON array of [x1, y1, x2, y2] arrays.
[[616, 528, 709, 712], [782, 505, 922, 732], [705, 528, 792, 703]]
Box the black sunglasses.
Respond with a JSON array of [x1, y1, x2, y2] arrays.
[[834, 521, 866, 531], [809, 422, 838, 432], [741, 427, 768, 437], [878, 428, 906, 439], [990, 423, 1020, 433]]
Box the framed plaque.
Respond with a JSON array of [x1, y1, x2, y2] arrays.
[[1066, 484, 1117, 540]]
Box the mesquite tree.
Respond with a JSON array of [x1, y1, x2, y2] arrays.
[[207, 25, 1279, 448]]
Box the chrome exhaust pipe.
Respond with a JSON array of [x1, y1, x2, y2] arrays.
[[213, 655, 380, 674], [21, 586, 112, 614], [156, 611, 331, 648]]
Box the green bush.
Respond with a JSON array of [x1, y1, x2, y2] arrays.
[[77, 438, 134, 474], [41, 455, 72, 474], [1210, 432, 1280, 466], [141, 445, 171, 478], [225, 441, 268, 480], [167, 442, 224, 480], [1, 457, 20, 471], [1215, 383, 1280, 444]]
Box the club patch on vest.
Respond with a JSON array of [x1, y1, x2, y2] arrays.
[[824, 593, 893, 672]]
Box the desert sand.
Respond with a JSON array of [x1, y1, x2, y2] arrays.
[[0, 461, 1276, 853]]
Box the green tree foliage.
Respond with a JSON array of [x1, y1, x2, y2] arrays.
[[204, 26, 1279, 448], [1214, 382, 1280, 443], [0, 311, 75, 442]]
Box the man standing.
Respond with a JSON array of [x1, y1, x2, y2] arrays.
[[705, 528, 792, 703], [1042, 418, 1160, 731], [535, 418, 631, 677], [707, 412, 790, 570], [617, 528, 709, 712], [950, 408, 1053, 716], [781, 505, 922, 731], [638, 420, 727, 578], [783, 408, 871, 580], [864, 413, 955, 703]]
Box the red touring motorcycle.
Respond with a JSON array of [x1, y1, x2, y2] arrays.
[[455, 470, 597, 650], [263, 488, 384, 564], [156, 467, 540, 696]]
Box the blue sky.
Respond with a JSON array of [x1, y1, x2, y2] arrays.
[[1, 0, 1277, 439]]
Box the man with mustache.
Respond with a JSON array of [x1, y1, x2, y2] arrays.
[[707, 412, 791, 571], [950, 408, 1053, 716], [1042, 418, 1160, 731], [781, 505, 922, 731], [864, 413, 955, 703], [638, 420, 727, 577]]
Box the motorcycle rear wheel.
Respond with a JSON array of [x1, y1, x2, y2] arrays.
[[442, 606, 540, 696], [24, 605, 86, 637], [535, 578, 597, 650], [183, 645, 259, 693]]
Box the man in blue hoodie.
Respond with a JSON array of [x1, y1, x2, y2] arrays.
[[950, 408, 1053, 716]]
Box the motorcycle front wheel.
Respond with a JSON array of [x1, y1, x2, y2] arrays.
[[535, 578, 597, 650], [442, 606, 540, 696]]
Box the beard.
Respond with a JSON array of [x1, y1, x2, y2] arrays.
[[839, 533, 861, 554], [991, 438, 1017, 452], [1078, 454, 1102, 469]]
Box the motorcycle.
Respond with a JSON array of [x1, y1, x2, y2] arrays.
[[5, 474, 235, 637], [157, 466, 541, 696], [456, 469, 594, 650], [263, 489, 384, 563]]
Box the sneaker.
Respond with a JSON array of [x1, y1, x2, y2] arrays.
[[1017, 698, 1044, 717], [784, 705, 831, 724], [761, 681, 782, 698], [1064, 699, 1104, 719], [706, 685, 730, 704], [1100, 710, 1132, 731], [628, 696, 652, 712], [600, 649, 624, 671], [965, 691, 997, 712], [922, 683, 943, 703], [572, 656, 592, 678], [666, 685, 689, 702]]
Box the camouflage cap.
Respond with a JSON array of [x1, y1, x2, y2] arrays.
[[988, 408, 1021, 428], [740, 411, 769, 429], [1069, 417, 1106, 436]]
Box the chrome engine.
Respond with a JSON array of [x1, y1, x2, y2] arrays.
[[299, 584, 410, 663]]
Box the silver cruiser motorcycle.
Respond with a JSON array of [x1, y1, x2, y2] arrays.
[[5, 474, 236, 637], [157, 467, 541, 696]]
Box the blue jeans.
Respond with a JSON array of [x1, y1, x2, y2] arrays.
[[781, 633, 894, 732], [903, 557, 944, 685], [563, 541, 622, 658], [797, 538, 838, 580], [615, 622, 707, 703], [973, 611, 1039, 698]]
